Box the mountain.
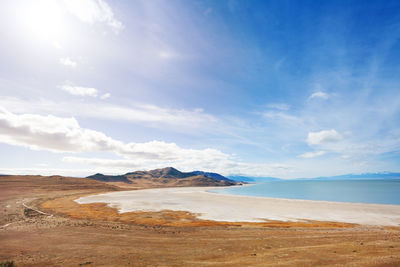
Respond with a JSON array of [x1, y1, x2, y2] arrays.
[[228, 172, 400, 182], [87, 167, 240, 188], [86, 173, 132, 183], [228, 176, 281, 183], [191, 171, 232, 181], [310, 172, 400, 180]]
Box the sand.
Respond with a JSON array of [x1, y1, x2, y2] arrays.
[[76, 186, 400, 226], [2, 176, 400, 266]]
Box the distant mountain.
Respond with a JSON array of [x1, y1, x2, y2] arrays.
[[228, 172, 400, 182], [310, 172, 400, 180], [228, 176, 281, 183], [191, 171, 232, 181], [87, 173, 132, 183], [87, 167, 240, 188]]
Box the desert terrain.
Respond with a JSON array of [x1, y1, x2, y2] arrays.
[[1, 174, 400, 266]]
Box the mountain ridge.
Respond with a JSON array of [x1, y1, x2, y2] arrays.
[[228, 172, 400, 182], [87, 167, 240, 188]]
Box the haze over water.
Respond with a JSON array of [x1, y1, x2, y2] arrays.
[[213, 179, 400, 205]]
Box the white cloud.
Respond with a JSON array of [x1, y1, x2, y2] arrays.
[[63, 156, 143, 168], [52, 41, 62, 49], [62, 156, 292, 178], [266, 103, 290, 111], [61, 84, 98, 97], [263, 111, 301, 124], [0, 106, 291, 177], [0, 106, 223, 159], [0, 167, 92, 177], [63, 0, 123, 33], [307, 129, 342, 146], [59, 57, 77, 68], [159, 51, 174, 59], [0, 97, 217, 130], [0, 106, 117, 152], [299, 150, 326, 159], [100, 93, 111, 99], [309, 91, 329, 99]]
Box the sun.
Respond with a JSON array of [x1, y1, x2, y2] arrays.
[[19, 0, 68, 44]]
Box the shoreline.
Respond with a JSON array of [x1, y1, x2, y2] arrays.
[[208, 185, 400, 206], [76, 186, 400, 226]]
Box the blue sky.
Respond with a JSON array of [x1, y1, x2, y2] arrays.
[[0, 0, 399, 178]]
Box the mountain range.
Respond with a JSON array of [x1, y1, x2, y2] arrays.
[[87, 167, 240, 188], [228, 172, 400, 182], [308, 172, 400, 180]]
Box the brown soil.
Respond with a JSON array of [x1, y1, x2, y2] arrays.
[[41, 195, 357, 228], [1, 175, 400, 266]]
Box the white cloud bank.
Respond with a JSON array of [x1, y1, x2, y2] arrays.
[[62, 156, 292, 177], [0, 106, 290, 177], [63, 0, 123, 33], [61, 84, 98, 97], [307, 129, 342, 146]]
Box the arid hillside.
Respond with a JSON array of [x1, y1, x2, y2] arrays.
[[87, 167, 240, 188]]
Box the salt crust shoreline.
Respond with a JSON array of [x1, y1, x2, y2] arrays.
[[75, 186, 400, 226]]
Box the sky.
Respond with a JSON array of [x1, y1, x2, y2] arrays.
[[0, 0, 399, 178]]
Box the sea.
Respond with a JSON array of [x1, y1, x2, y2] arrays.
[[211, 179, 400, 205]]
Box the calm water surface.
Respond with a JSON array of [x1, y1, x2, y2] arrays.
[[212, 179, 400, 205]]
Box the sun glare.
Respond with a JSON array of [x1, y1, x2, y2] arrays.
[[19, 0, 67, 43]]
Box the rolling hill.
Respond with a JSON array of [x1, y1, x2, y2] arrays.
[[87, 167, 240, 188]]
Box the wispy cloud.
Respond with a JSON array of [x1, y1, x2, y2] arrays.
[[100, 93, 111, 99], [0, 167, 92, 177], [263, 111, 302, 125], [0, 97, 217, 130], [60, 84, 98, 97], [298, 150, 326, 159], [266, 103, 290, 111], [63, 0, 123, 33], [158, 51, 175, 59], [59, 57, 77, 68], [63, 155, 292, 177], [309, 91, 330, 100]]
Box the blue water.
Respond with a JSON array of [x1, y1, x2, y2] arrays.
[[212, 179, 400, 205]]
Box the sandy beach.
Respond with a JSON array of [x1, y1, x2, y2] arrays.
[[76, 186, 400, 226]]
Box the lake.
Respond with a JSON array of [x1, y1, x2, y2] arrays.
[[212, 179, 400, 205]]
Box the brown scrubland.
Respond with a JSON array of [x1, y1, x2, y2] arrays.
[[1, 175, 399, 266]]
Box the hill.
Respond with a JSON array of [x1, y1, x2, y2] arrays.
[[228, 172, 400, 182], [87, 167, 240, 188], [228, 176, 282, 183], [191, 171, 232, 181], [310, 172, 400, 180]]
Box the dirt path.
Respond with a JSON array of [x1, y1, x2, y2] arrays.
[[22, 202, 53, 217]]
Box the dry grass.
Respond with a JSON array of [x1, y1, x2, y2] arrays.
[[42, 195, 357, 228], [1, 175, 400, 266]]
